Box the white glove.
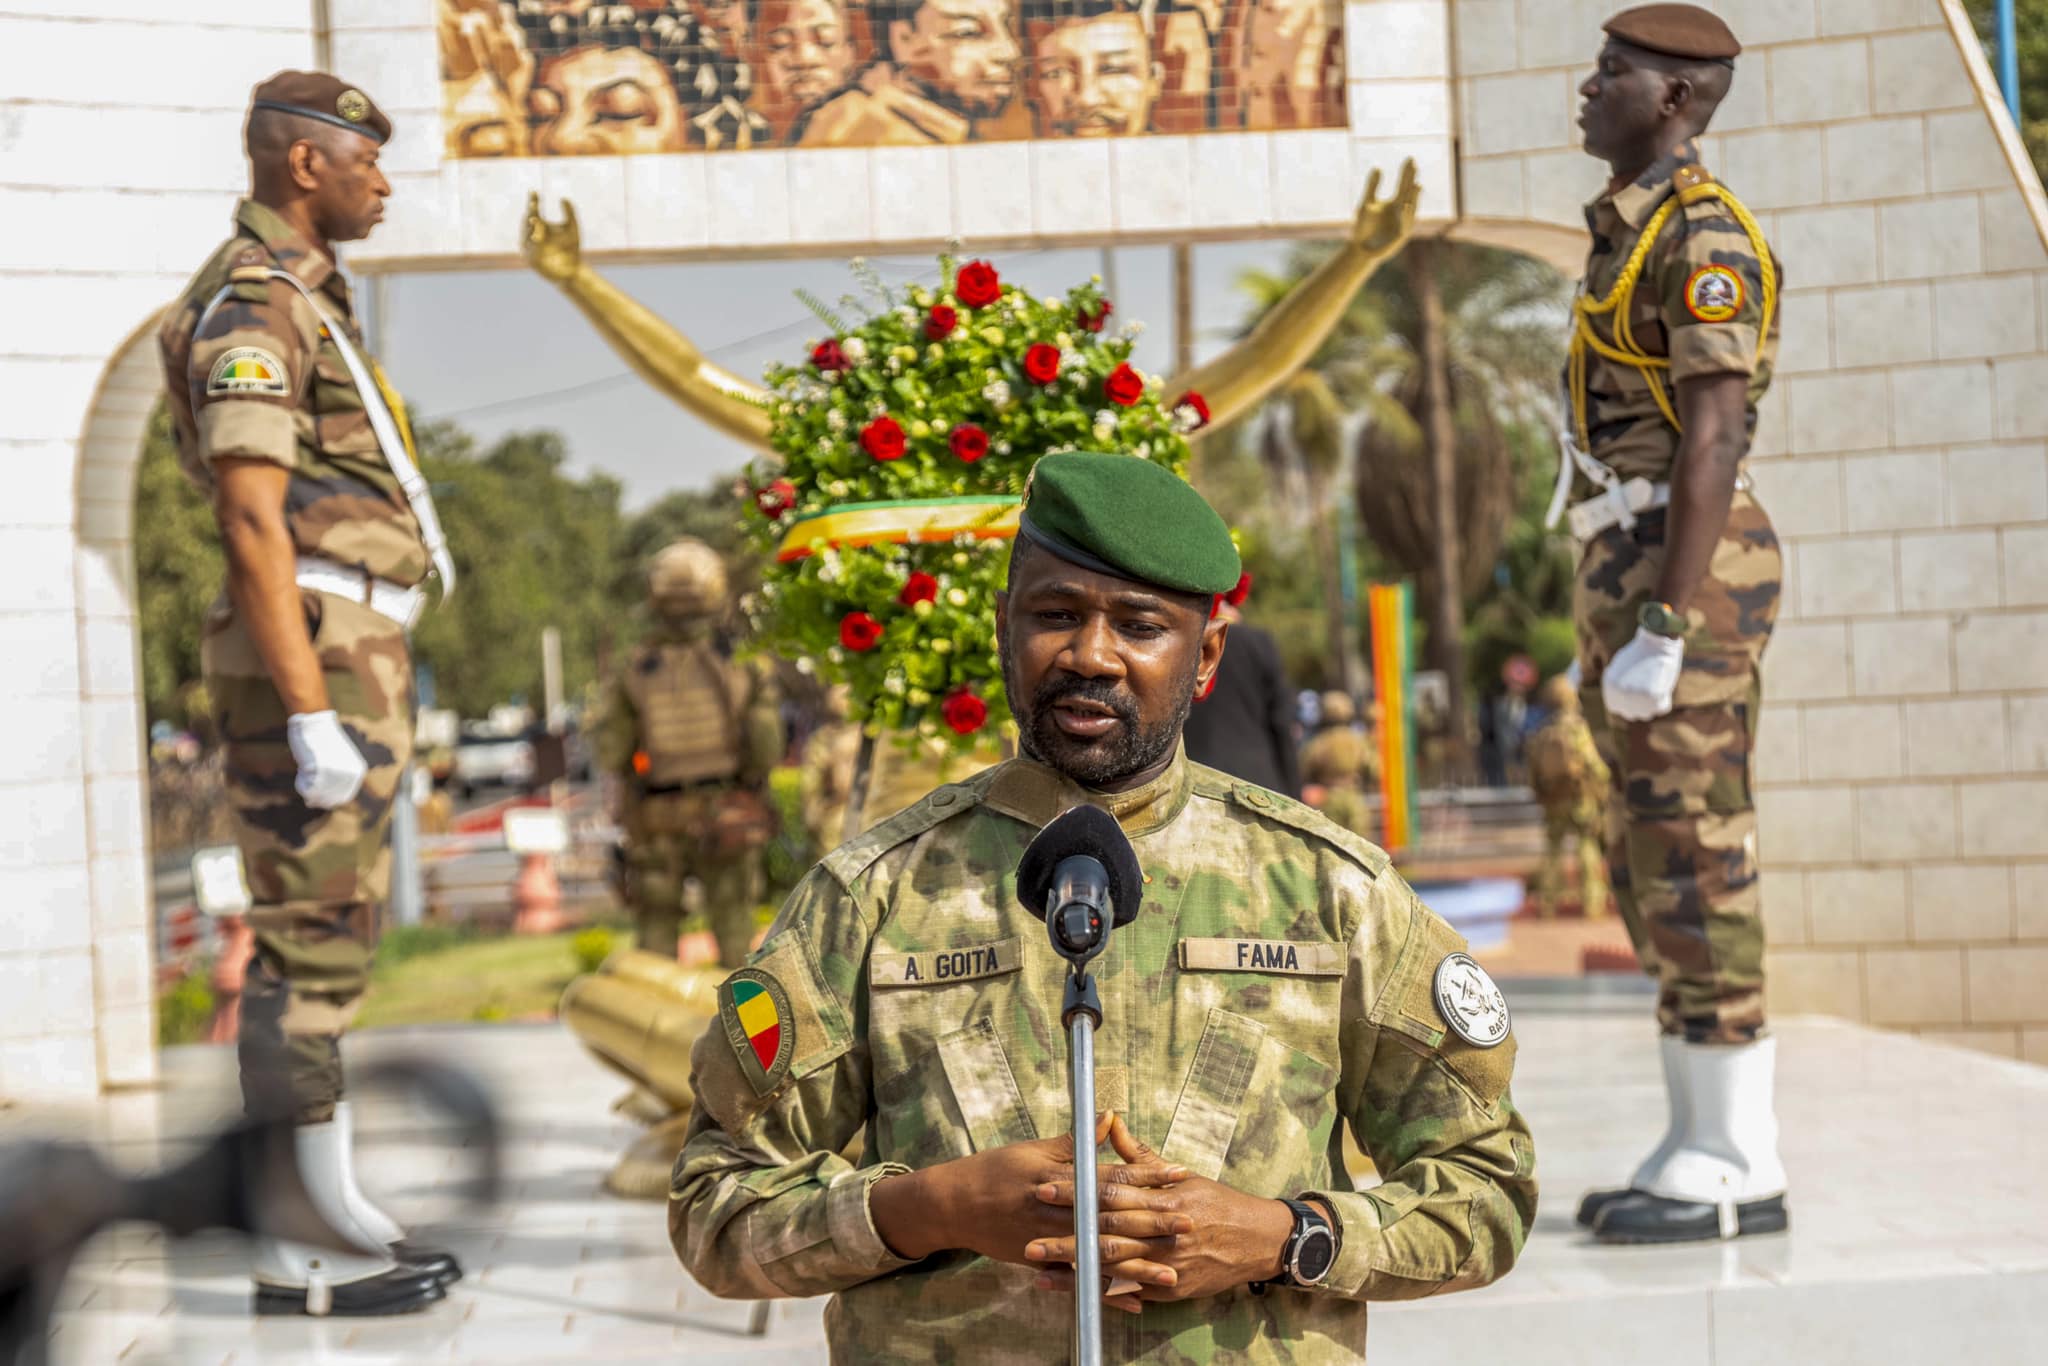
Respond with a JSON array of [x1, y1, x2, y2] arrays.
[[1601, 626, 1685, 722], [287, 710, 368, 810]]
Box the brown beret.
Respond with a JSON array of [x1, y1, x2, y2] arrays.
[[249, 70, 391, 145], [1603, 4, 1741, 64]]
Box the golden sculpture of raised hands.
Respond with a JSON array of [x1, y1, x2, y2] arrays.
[[518, 159, 1423, 454], [522, 192, 582, 283], [523, 194, 773, 449], [1168, 158, 1422, 433]]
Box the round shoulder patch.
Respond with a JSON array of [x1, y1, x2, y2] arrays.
[[719, 967, 795, 1096], [336, 88, 370, 124], [1432, 952, 1510, 1048], [1683, 264, 1744, 323], [205, 346, 290, 397]]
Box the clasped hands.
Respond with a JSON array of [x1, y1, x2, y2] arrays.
[[875, 1112, 1293, 1316]]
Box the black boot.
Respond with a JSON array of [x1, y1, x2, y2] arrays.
[[1593, 1191, 1789, 1244]]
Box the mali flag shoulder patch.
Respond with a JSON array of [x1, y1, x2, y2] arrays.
[[720, 967, 796, 1096]]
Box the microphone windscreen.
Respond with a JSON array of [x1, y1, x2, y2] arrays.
[[1016, 804, 1145, 926]]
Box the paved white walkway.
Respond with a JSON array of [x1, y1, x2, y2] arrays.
[[7, 1008, 2046, 1364]]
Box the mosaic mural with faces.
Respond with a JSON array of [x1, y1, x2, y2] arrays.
[[437, 0, 1346, 155]]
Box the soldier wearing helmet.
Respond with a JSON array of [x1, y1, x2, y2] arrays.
[[594, 538, 784, 968], [1298, 689, 1379, 839]]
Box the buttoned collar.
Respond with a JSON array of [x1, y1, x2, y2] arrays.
[[234, 198, 350, 309], [983, 741, 1193, 840], [1585, 139, 1702, 235]]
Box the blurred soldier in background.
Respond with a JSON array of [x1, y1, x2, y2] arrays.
[[1299, 689, 1377, 839], [799, 684, 863, 851], [597, 539, 783, 967], [1525, 674, 1611, 920]]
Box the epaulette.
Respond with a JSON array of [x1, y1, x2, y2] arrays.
[[1672, 162, 1715, 192], [227, 244, 275, 287], [820, 771, 991, 888], [1214, 777, 1391, 878]]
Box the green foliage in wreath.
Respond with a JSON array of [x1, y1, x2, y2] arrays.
[[741, 256, 1210, 753]]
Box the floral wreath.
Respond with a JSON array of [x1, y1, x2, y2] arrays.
[[741, 255, 1211, 753]]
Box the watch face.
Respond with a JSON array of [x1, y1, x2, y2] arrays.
[[1293, 1227, 1336, 1285]]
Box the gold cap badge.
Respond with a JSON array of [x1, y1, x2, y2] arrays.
[[336, 89, 369, 123]]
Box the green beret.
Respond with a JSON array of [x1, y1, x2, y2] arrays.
[[1018, 451, 1240, 597]]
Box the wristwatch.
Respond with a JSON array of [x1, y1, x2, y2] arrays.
[[1639, 600, 1687, 639], [1251, 1199, 1338, 1293]]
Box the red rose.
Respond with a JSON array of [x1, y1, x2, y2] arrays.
[[861, 414, 906, 462], [812, 339, 849, 372], [754, 477, 797, 518], [1173, 389, 1212, 430], [956, 261, 1001, 309], [1225, 571, 1253, 607], [925, 304, 958, 340], [839, 611, 884, 652], [1104, 362, 1144, 407], [941, 688, 989, 735], [1080, 299, 1113, 333], [1023, 344, 1062, 385], [898, 571, 939, 606], [949, 422, 989, 462]]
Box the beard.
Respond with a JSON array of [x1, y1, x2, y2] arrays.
[[1003, 644, 1196, 789]]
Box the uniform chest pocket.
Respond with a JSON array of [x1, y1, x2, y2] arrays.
[[1160, 1008, 1339, 1197], [872, 1015, 1037, 1168]]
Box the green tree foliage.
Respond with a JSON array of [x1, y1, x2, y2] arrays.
[[1225, 240, 1575, 696], [1966, 0, 2048, 185], [134, 406, 225, 730], [132, 401, 752, 728]]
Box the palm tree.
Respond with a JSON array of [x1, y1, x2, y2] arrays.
[[1230, 238, 1570, 778]]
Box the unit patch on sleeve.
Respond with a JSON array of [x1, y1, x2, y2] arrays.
[[719, 968, 796, 1095], [205, 346, 290, 397], [1431, 952, 1511, 1048], [1682, 264, 1744, 323]]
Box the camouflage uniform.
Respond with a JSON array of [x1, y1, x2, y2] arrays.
[[1299, 694, 1378, 841], [1568, 143, 1782, 1043], [1524, 682, 1611, 920], [159, 199, 425, 1125], [671, 746, 1537, 1360], [597, 609, 783, 968]]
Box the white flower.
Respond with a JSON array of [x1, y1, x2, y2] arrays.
[[886, 355, 902, 375], [827, 646, 845, 664], [1172, 403, 1204, 434], [952, 552, 969, 568], [814, 437, 832, 454], [931, 638, 953, 655], [982, 379, 1014, 409], [826, 409, 848, 433], [1060, 347, 1083, 373], [993, 440, 1013, 456], [842, 336, 868, 363], [795, 655, 814, 674], [827, 479, 851, 497], [884, 674, 907, 696], [946, 587, 969, 607], [817, 561, 841, 584], [1123, 322, 1145, 339], [1093, 408, 1118, 434]]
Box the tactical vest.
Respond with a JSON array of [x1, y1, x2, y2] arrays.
[[1525, 722, 1590, 805], [625, 639, 744, 787]]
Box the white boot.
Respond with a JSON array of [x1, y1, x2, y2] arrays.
[[1596, 1036, 1789, 1243], [251, 1121, 445, 1316], [335, 1101, 405, 1245], [1575, 1034, 1689, 1227]]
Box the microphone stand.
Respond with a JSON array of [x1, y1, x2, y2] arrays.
[[1061, 955, 1105, 1366]]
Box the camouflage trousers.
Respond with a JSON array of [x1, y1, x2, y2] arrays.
[[1575, 490, 1780, 1044], [203, 590, 413, 1125], [621, 788, 763, 968]]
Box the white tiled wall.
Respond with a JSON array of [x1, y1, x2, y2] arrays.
[[6, 0, 2048, 1089]]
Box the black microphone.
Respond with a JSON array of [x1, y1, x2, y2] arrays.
[[1016, 805, 1144, 962]]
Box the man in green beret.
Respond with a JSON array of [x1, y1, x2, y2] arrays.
[[670, 451, 1536, 1360]]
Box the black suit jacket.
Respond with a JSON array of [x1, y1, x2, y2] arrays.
[[1180, 620, 1301, 797]]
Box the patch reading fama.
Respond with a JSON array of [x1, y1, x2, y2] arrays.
[[205, 347, 290, 396], [1683, 264, 1744, 323], [719, 968, 796, 1096], [1178, 938, 1344, 976], [1432, 952, 1510, 1048]]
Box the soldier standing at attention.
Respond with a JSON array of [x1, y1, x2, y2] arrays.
[[671, 453, 1534, 1360], [1524, 674, 1611, 920], [158, 72, 460, 1314], [597, 539, 784, 968], [1298, 689, 1377, 840], [1559, 5, 1786, 1244]]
